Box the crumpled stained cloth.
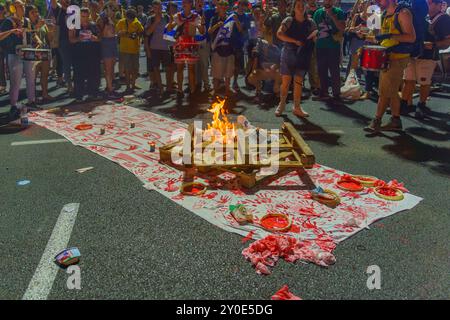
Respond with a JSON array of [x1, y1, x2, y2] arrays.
[[242, 235, 336, 275], [271, 285, 302, 300]]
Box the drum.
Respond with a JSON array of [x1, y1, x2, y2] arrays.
[[173, 36, 199, 65], [360, 45, 387, 71], [20, 48, 51, 61]]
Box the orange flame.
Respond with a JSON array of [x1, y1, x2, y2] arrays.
[[206, 98, 234, 137]]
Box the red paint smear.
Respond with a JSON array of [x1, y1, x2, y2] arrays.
[[290, 224, 300, 233], [271, 285, 302, 300], [337, 181, 362, 191], [378, 187, 397, 196], [241, 231, 255, 243], [260, 216, 290, 230], [183, 185, 204, 193]]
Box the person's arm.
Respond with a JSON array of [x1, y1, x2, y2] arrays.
[[208, 18, 223, 35], [233, 14, 243, 33], [68, 29, 78, 43], [166, 14, 177, 32], [51, 0, 58, 10], [276, 18, 303, 46], [391, 8, 415, 43], [197, 15, 205, 35], [0, 29, 21, 41], [145, 16, 157, 36], [116, 20, 126, 37]]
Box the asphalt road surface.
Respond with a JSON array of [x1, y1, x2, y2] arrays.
[[0, 56, 449, 300]]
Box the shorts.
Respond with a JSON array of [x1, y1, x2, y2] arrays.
[[119, 52, 139, 75], [403, 58, 437, 86], [280, 47, 306, 78], [101, 37, 118, 59], [378, 58, 409, 99], [150, 49, 171, 70], [211, 52, 234, 79]]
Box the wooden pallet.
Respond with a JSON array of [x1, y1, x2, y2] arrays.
[[159, 122, 315, 188]]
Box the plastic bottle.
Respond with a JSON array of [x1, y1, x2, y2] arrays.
[[20, 106, 29, 127]]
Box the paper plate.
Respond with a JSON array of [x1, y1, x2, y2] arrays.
[[180, 182, 207, 196], [336, 179, 364, 192], [75, 123, 93, 130], [311, 189, 341, 207], [374, 186, 404, 201], [260, 213, 292, 232], [351, 175, 379, 187]]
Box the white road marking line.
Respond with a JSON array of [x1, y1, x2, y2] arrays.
[[11, 139, 68, 146], [22, 203, 80, 300]]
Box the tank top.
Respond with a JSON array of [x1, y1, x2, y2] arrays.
[[380, 12, 410, 60]]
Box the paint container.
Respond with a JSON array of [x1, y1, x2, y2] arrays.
[[54, 247, 81, 267], [100, 127, 105, 135], [88, 112, 93, 119], [130, 122, 135, 128], [148, 141, 156, 152]]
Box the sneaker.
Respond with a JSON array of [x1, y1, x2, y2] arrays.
[[364, 117, 382, 132], [293, 107, 309, 118], [381, 117, 403, 131], [275, 101, 286, 116], [400, 104, 415, 116]]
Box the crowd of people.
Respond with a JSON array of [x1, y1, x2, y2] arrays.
[[0, 0, 449, 132]]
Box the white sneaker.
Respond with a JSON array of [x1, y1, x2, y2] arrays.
[[293, 107, 309, 118], [275, 102, 286, 116]]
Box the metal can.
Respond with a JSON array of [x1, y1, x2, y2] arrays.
[[130, 122, 135, 128], [148, 141, 156, 152], [100, 127, 105, 135]]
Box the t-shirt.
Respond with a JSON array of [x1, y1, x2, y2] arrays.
[[174, 11, 201, 37], [231, 12, 251, 49], [0, 17, 32, 55], [210, 14, 234, 57], [146, 15, 170, 51], [313, 7, 345, 49], [74, 22, 100, 50], [253, 38, 280, 69], [116, 18, 144, 54], [420, 13, 450, 60], [281, 17, 317, 50]]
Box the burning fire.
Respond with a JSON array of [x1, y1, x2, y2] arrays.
[[206, 98, 235, 138]]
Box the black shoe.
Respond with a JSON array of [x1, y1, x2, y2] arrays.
[[417, 102, 431, 114], [311, 88, 320, 96], [312, 94, 331, 101], [400, 104, 415, 116], [415, 109, 425, 119], [364, 117, 382, 132], [8, 106, 20, 120], [176, 91, 184, 100], [381, 117, 403, 131]]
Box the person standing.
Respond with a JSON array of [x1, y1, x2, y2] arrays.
[[98, 3, 120, 99], [402, 0, 450, 119], [27, 5, 53, 104], [276, 0, 317, 117], [69, 7, 102, 102], [313, 0, 345, 100], [1, 0, 37, 115], [231, 0, 251, 91], [194, 0, 211, 93], [145, 0, 174, 96], [167, 0, 204, 99], [209, 0, 236, 97], [305, 0, 321, 96], [364, 0, 416, 132], [0, 4, 8, 95], [116, 7, 144, 94], [51, 0, 73, 95]]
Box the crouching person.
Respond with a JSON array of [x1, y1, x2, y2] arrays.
[[247, 26, 281, 104]]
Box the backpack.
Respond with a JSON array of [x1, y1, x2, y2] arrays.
[[386, 0, 428, 57]]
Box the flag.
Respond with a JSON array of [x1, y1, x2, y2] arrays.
[[211, 14, 235, 51]]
